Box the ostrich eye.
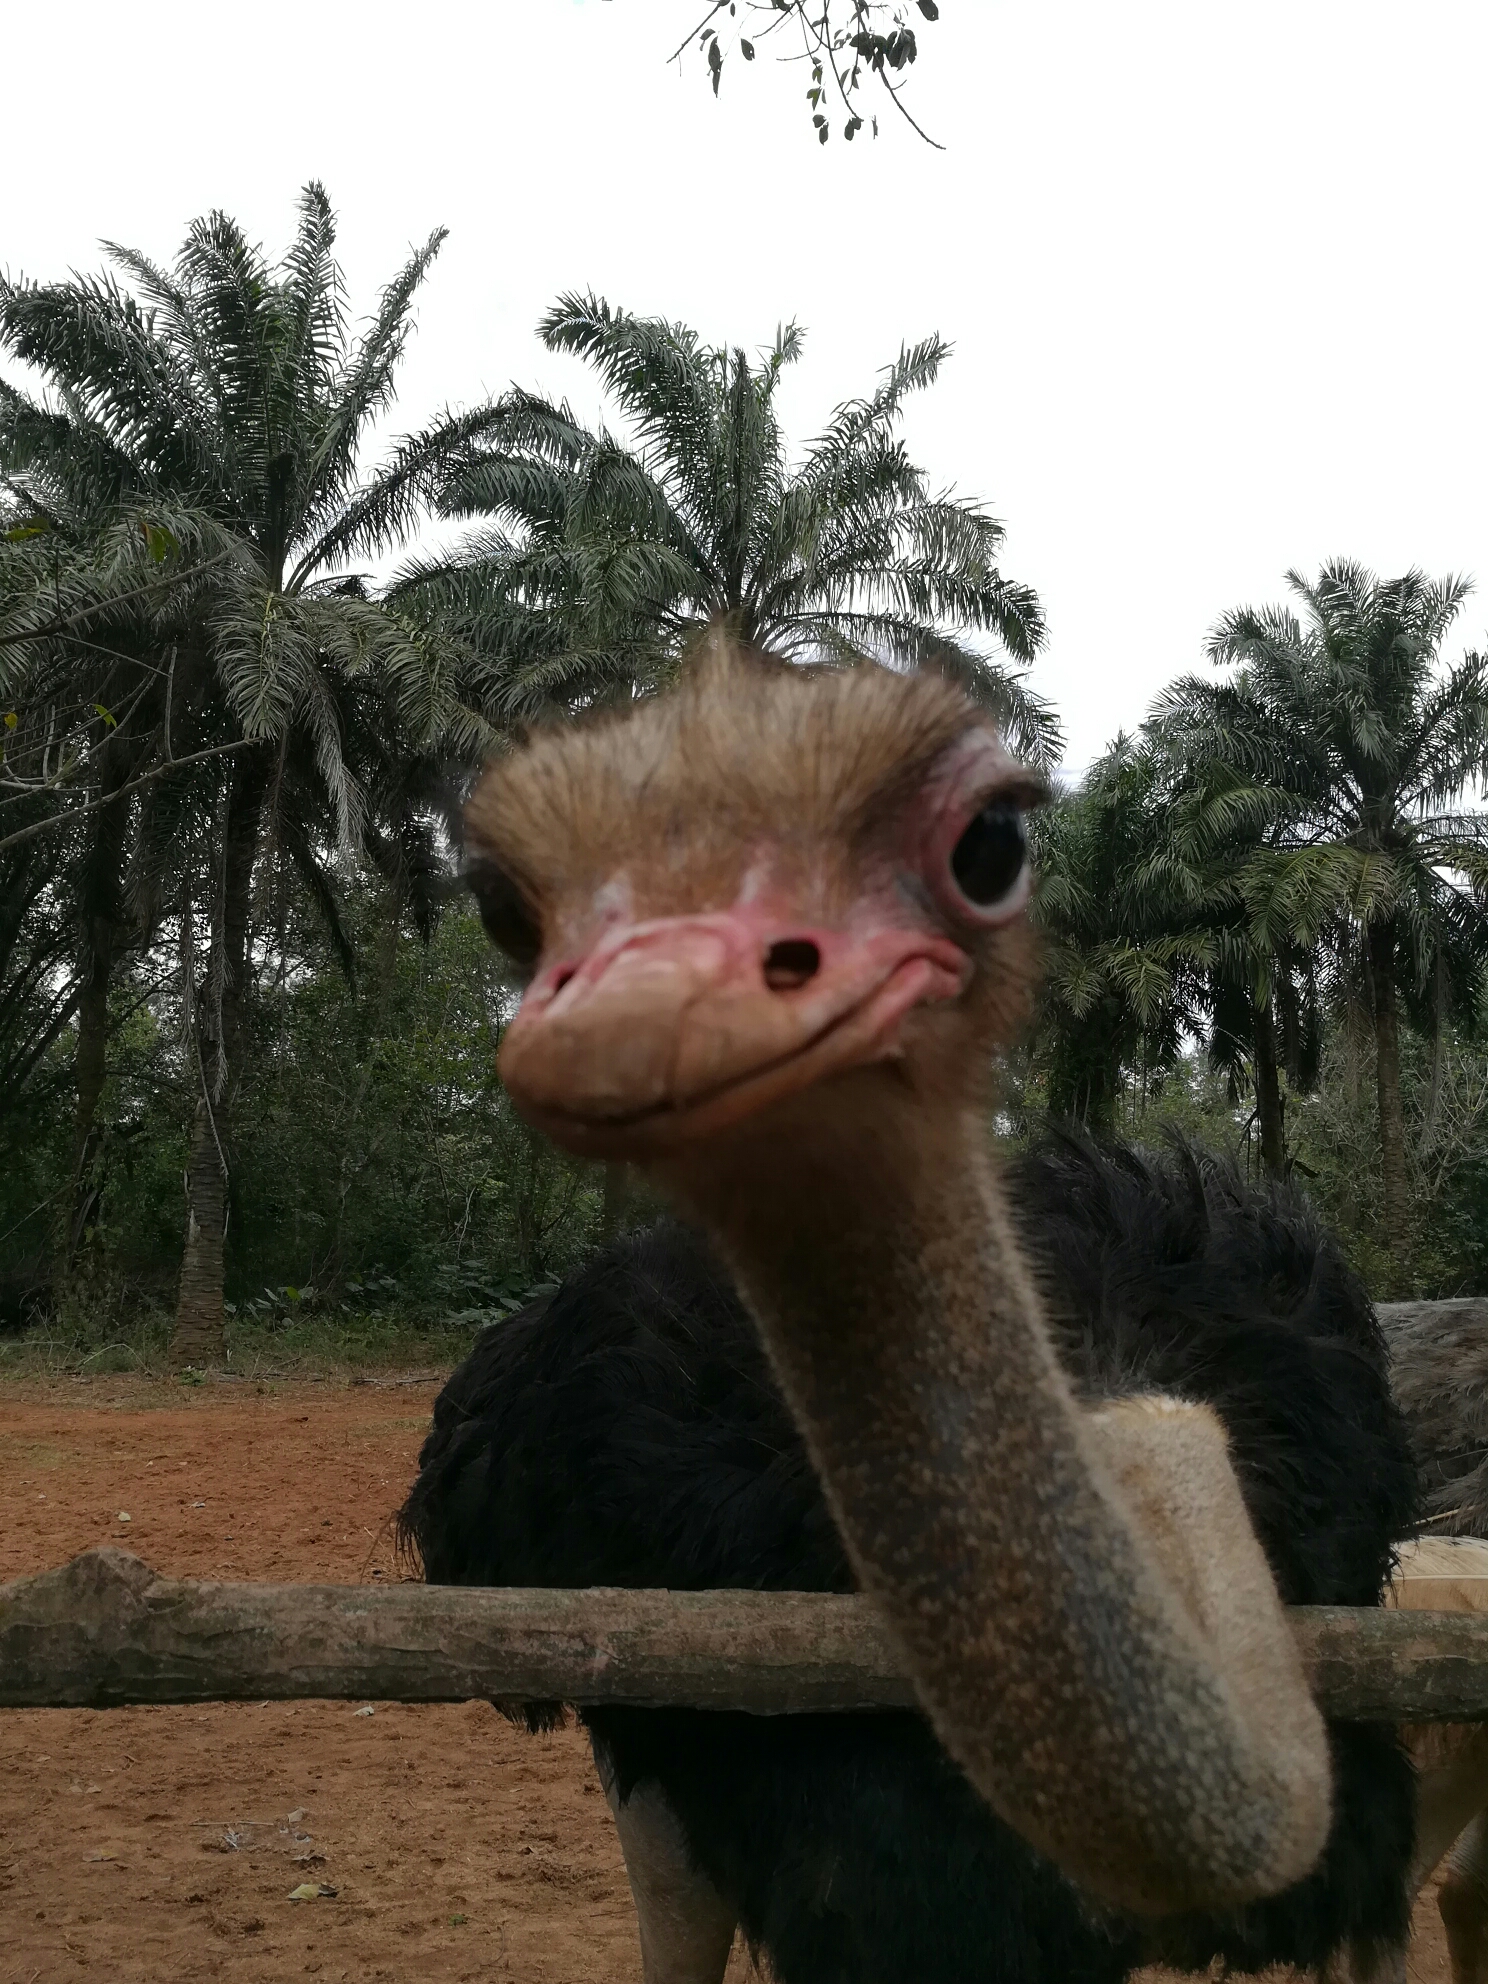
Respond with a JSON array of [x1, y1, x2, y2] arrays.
[[467, 860, 542, 971], [949, 801, 1027, 908]]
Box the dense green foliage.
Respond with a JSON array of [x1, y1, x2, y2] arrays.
[[0, 888, 603, 1364], [5, 188, 1488, 1367], [1015, 566, 1488, 1297], [0, 186, 507, 1361]]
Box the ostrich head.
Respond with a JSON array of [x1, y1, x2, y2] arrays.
[[467, 640, 1046, 1165]]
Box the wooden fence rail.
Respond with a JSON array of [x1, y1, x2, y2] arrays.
[[2, 1547, 1488, 1721]]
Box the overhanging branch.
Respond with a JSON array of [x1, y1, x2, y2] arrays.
[[0, 739, 252, 855]]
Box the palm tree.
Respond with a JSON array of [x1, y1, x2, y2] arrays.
[[1031, 733, 1327, 1178], [1153, 560, 1488, 1262], [398, 295, 1059, 761], [1029, 738, 1204, 1133], [0, 505, 201, 1254], [1185, 905, 1324, 1182], [0, 185, 501, 1361], [1125, 730, 1331, 1181]]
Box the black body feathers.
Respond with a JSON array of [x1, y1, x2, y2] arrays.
[[399, 1137, 1418, 1982]]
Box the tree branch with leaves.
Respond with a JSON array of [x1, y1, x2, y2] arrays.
[[674, 0, 944, 145]]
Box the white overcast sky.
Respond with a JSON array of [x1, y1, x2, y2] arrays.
[[6, 2, 1488, 771]]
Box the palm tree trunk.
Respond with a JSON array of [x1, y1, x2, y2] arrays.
[[175, 1104, 229, 1363], [67, 943, 111, 1258], [1367, 920, 1411, 1263], [1252, 999, 1285, 1181], [171, 753, 267, 1367], [66, 780, 131, 1264]]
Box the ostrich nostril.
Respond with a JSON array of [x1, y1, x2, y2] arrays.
[[763, 938, 821, 992]]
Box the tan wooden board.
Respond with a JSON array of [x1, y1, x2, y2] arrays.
[[1389, 1536, 1488, 1614]]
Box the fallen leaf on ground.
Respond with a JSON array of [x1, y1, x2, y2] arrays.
[[288, 1882, 338, 1901]]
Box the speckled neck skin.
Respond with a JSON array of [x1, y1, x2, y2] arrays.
[[658, 1078, 1331, 1918]]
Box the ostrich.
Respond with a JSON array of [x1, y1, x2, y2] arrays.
[[403, 640, 1420, 1982]]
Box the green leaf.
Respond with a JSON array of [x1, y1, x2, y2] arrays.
[[3, 519, 51, 542], [740, 37, 754, 58], [93, 702, 117, 728], [141, 519, 178, 564], [917, 0, 939, 16], [3, 712, 16, 731]]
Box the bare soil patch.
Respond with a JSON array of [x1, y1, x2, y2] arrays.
[[0, 1374, 1454, 1983]]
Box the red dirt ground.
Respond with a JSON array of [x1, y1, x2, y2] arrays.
[[0, 1374, 1456, 1984]]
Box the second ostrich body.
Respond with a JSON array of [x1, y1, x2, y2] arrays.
[[404, 1145, 1416, 1983], [1380, 1304, 1488, 1984]]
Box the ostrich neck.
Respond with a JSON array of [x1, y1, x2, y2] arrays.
[[663, 1084, 1326, 1917]]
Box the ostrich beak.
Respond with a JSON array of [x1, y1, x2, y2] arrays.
[[497, 908, 970, 1157]]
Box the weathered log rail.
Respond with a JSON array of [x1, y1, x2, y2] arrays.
[[2, 1547, 1488, 1721]]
